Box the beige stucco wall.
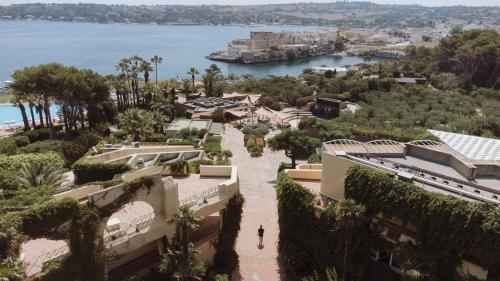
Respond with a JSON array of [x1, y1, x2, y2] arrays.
[[86, 145, 195, 164], [54, 185, 102, 202], [200, 165, 233, 177], [320, 152, 358, 201], [297, 163, 322, 170], [286, 169, 322, 180]]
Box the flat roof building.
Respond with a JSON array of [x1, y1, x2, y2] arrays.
[[284, 130, 500, 280]]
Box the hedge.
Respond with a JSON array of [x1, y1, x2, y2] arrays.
[[0, 152, 65, 190], [209, 193, 245, 278], [344, 165, 500, 279], [22, 128, 51, 143], [72, 162, 131, 185]]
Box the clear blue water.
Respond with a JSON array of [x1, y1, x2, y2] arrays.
[[0, 20, 377, 124], [0, 104, 60, 127]]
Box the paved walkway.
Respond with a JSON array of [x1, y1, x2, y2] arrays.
[[221, 125, 288, 281]]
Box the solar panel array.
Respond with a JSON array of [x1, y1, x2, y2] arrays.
[[429, 129, 500, 161]]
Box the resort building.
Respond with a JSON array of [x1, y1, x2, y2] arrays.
[[284, 130, 500, 280], [18, 144, 240, 280], [179, 97, 250, 121]]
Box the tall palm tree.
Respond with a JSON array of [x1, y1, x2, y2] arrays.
[[16, 162, 63, 188], [187, 67, 199, 99], [140, 61, 154, 85], [168, 206, 201, 255], [151, 55, 163, 85], [335, 199, 365, 281], [117, 108, 154, 141], [116, 58, 133, 106]]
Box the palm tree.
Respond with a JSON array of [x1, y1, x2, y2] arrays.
[[187, 67, 199, 99], [151, 55, 163, 85], [335, 199, 365, 281], [159, 243, 206, 281], [16, 162, 63, 188], [168, 206, 201, 254], [140, 61, 154, 85], [117, 108, 154, 141]]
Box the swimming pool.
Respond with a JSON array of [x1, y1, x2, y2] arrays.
[[0, 104, 60, 128]]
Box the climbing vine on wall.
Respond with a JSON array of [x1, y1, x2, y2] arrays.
[[0, 176, 156, 281], [209, 193, 245, 278], [344, 165, 500, 280]]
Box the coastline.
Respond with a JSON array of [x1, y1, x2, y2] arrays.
[[0, 19, 325, 28]]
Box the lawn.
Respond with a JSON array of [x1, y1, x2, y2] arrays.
[[204, 136, 222, 154]]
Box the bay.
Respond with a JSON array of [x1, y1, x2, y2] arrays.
[[0, 20, 375, 82], [0, 20, 377, 124]]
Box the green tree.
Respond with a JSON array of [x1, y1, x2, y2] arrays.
[[151, 55, 163, 85], [335, 199, 365, 281], [168, 206, 201, 254], [161, 206, 205, 281], [268, 129, 319, 168], [117, 108, 154, 141], [187, 67, 199, 98], [159, 243, 206, 281]]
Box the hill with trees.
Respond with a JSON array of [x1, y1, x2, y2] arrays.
[[0, 2, 498, 27]]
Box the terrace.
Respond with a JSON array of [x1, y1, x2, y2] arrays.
[[19, 165, 239, 278]]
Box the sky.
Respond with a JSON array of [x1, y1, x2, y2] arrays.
[[0, 0, 498, 6]]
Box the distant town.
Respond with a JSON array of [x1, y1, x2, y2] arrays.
[[208, 22, 483, 63]]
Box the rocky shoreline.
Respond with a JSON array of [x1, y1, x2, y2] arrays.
[[207, 47, 336, 64]]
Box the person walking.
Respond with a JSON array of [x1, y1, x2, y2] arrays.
[[258, 225, 264, 246]]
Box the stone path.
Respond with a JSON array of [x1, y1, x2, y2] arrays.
[[221, 125, 288, 281]]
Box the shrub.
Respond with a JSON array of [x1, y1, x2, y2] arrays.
[[204, 136, 222, 154], [17, 140, 64, 154], [73, 132, 101, 149], [270, 101, 281, 111], [13, 136, 30, 147], [61, 141, 88, 164], [112, 130, 128, 140], [189, 159, 214, 173], [143, 133, 167, 143], [2, 186, 56, 208], [169, 139, 198, 146], [0, 152, 65, 190], [23, 128, 51, 142], [169, 157, 189, 176], [198, 128, 208, 139], [72, 162, 131, 185], [249, 145, 263, 157], [0, 138, 17, 155], [307, 154, 321, 164], [221, 150, 233, 158]]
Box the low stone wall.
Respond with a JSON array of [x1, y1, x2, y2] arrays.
[[53, 185, 103, 202], [121, 166, 168, 182], [86, 145, 195, 164], [285, 163, 322, 180], [200, 165, 233, 177]]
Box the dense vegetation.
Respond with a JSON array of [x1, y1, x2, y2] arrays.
[[276, 172, 394, 281], [0, 2, 498, 27], [345, 166, 500, 280], [233, 30, 500, 139], [277, 167, 500, 280]]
